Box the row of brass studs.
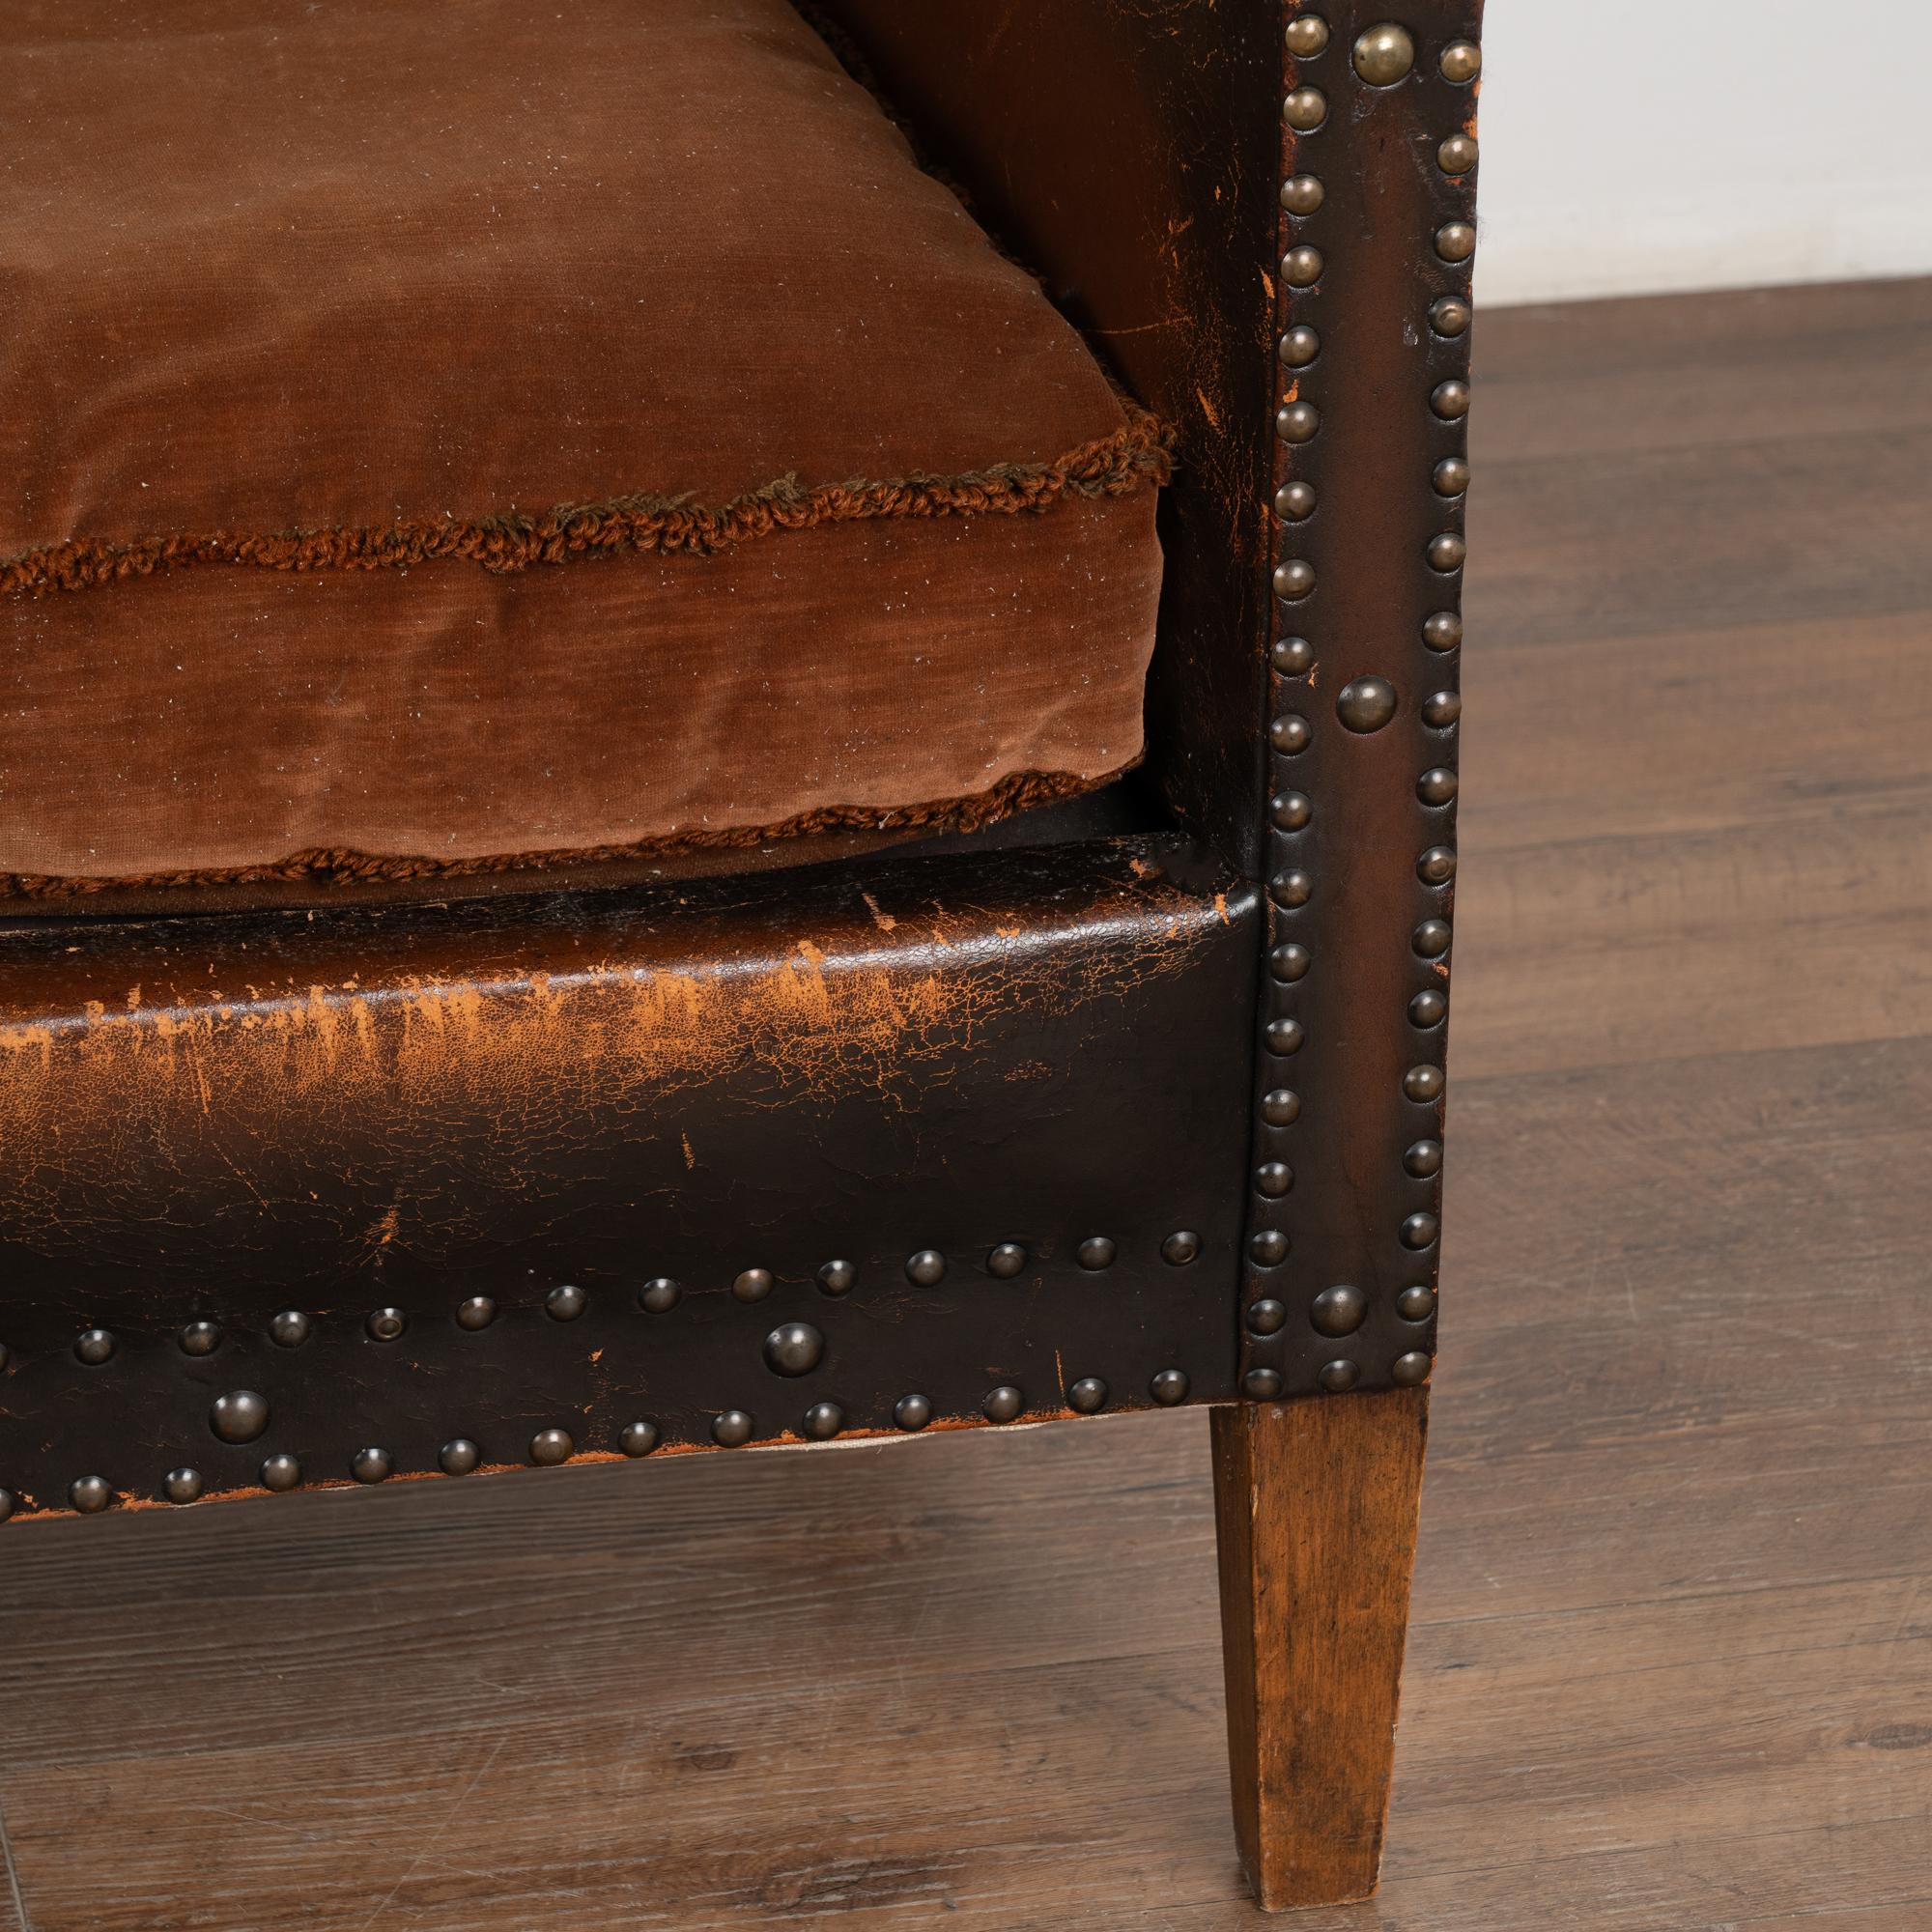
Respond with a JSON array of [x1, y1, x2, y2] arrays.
[[1254, 4, 1337, 1392], [0, 1231, 1210, 1517], [1401, 14, 1474, 1350], [0, 1364, 1196, 1520], [0, 1231, 1208, 1378], [1246, 7, 1478, 1396]]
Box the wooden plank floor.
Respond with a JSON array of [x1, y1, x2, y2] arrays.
[[3, 277, 1928, 1930]]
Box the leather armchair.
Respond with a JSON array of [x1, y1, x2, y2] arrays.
[[0, 1, 1482, 1908]]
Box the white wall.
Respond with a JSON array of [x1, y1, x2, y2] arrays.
[[1472, 0, 1932, 306]]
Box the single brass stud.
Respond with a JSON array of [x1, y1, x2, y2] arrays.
[[1271, 713, 1312, 754], [1406, 1137, 1445, 1177], [1285, 14, 1331, 57], [1311, 1285, 1369, 1338], [1271, 636, 1316, 675], [1277, 400, 1320, 443], [1279, 325, 1321, 368], [1439, 39, 1482, 83], [1435, 221, 1477, 263], [1423, 610, 1464, 650], [1283, 86, 1328, 131], [1428, 532, 1467, 571], [1438, 131, 1479, 174], [1404, 1064, 1445, 1103], [1268, 868, 1312, 910], [1431, 295, 1472, 336], [763, 1321, 826, 1378], [1282, 243, 1323, 287], [1434, 456, 1470, 497], [1280, 174, 1324, 214], [982, 1385, 1025, 1424], [1337, 675, 1399, 733], [801, 1403, 844, 1441], [529, 1428, 574, 1466], [1067, 1378, 1109, 1414], [1431, 379, 1470, 419], [1392, 1350, 1435, 1386], [1351, 22, 1416, 85], [209, 1389, 270, 1445], [1273, 559, 1315, 600], [1275, 480, 1317, 522]]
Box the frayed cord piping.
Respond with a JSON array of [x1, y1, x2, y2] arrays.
[[0, 410, 1174, 599]]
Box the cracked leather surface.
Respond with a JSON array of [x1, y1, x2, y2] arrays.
[[0, 836, 1257, 1516]]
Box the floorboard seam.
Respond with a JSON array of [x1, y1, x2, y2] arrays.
[[1372, 1805, 1932, 1891], [1452, 1022, 1932, 1092], [1406, 1566, 1932, 1637]]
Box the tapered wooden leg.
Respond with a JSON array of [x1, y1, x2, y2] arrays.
[[1210, 1388, 1429, 1911]]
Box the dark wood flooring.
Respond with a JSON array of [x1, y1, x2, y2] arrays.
[[2, 277, 1928, 1930]]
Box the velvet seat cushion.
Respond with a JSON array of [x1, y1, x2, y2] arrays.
[[0, 0, 1168, 899]]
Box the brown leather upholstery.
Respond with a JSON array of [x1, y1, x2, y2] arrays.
[[0, 0, 1166, 899]]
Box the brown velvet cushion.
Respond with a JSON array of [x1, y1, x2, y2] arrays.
[[0, 0, 1167, 899]]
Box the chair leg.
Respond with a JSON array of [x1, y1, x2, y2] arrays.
[[1210, 1389, 1429, 1911]]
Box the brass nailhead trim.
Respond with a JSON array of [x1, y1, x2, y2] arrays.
[[4, 1233, 1211, 1514], [1240, 8, 1473, 1401]]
